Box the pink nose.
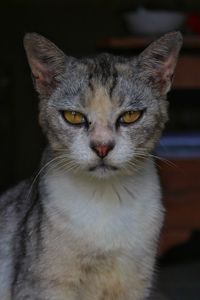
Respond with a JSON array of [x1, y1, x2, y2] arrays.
[[91, 142, 115, 158]]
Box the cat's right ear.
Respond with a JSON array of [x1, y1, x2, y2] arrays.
[[24, 33, 66, 97]]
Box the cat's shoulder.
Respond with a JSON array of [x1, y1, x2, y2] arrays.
[[0, 180, 30, 212]]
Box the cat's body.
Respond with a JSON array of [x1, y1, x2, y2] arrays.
[[0, 32, 182, 299], [0, 153, 162, 300]]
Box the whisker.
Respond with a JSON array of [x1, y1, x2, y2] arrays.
[[133, 148, 178, 168], [50, 162, 80, 178], [26, 154, 75, 202]]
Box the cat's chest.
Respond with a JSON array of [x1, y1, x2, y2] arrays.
[[43, 168, 161, 252]]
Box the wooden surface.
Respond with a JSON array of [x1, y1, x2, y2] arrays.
[[97, 35, 200, 51], [174, 56, 200, 89], [158, 159, 200, 255]]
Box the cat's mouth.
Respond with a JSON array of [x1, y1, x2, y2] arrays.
[[89, 162, 118, 173]]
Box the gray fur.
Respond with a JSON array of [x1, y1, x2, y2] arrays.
[[0, 32, 182, 299]]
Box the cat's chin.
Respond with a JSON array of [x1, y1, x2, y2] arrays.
[[88, 162, 118, 179]]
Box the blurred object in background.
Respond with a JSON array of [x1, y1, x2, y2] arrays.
[[123, 7, 186, 36]]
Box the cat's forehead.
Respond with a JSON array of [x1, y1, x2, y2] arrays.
[[84, 56, 149, 111], [86, 86, 114, 125], [85, 53, 132, 88], [88, 86, 111, 112], [52, 53, 152, 112], [75, 54, 143, 107]]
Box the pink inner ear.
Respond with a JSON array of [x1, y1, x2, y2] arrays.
[[161, 54, 176, 80], [31, 59, 50, 84], [156, 54, 177, 94]]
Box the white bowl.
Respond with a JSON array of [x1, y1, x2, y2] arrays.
[[124, 8, 186, 36]]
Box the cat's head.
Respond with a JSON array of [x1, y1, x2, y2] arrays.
[[24, 32, 182, 178]]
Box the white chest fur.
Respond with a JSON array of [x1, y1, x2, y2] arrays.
[[44, 160, 163, 254]]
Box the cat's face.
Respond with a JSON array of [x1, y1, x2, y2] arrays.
[[24, 32, 182, 178]]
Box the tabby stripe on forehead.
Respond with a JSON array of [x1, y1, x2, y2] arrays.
[[109, 69, 118, 97], [88, 72, 94, 91], [99, 59, 111, 85]]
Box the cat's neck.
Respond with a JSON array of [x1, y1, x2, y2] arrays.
[[40, 155, 161, 251], [40, 149, 159, 217]]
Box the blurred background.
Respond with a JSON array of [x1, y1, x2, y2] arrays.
[[0, 0, 200, 299]]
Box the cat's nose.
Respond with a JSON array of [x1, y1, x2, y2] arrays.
[[90, 142, 115, 158]]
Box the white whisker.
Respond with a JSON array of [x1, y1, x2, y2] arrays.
[[26, 154, 77, 202]]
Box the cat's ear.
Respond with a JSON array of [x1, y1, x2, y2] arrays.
[[24, 33, 66, 97], [138, 31, 183, 95]]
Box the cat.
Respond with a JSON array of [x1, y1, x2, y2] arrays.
[[0, 31, 182, 300]]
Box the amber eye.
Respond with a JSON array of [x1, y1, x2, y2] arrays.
[[63, 111, 86, 125], [119, 110, 142, 125]]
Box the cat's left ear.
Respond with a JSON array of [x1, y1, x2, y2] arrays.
[[138, 32, 183, 95], [24, 33, 66, 97]]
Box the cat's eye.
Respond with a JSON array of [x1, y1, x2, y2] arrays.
[[119, 110, 142, 125], [63, 111, 86, 125]]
